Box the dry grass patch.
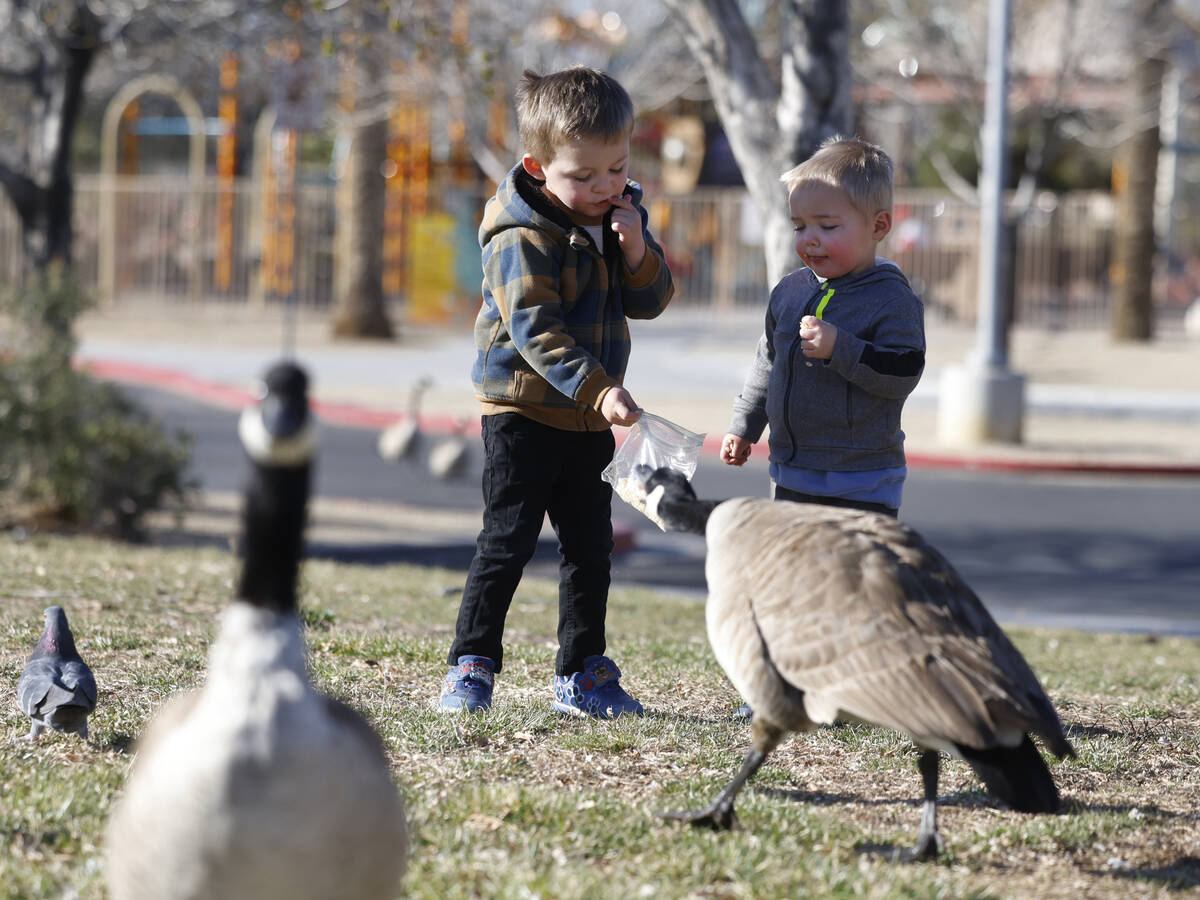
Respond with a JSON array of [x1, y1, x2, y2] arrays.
[[1, 532, 1197, 898]]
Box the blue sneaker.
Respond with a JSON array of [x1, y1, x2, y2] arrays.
[[553, 655, 644, 719], [438, 655, 494, 713]]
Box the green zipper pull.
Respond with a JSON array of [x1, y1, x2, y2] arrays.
[[815, 286, 834, 319]]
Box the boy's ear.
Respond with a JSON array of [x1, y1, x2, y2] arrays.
[[872, 209, 893, 242], [521, 154, 546, 182]]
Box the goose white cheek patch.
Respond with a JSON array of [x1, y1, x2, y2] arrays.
[[613, 476, 668, 531], [643, 484, 668, 532]]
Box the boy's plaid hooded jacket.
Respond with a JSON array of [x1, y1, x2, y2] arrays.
[[471, 164, 674, 431]]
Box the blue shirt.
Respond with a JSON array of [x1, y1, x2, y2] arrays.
[[770, 462, 906, 510]]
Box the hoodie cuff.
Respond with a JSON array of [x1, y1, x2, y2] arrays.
[[622, 249, 662, 288], [577, 369, 620, 410], [829, 330, 864, 378]]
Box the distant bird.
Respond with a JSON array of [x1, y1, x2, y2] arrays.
[[377, 376, 432, 462], [1185, 298, 1200, 339], [428, 418, 471, 480], [637, 465, 1074, 860], [106, 360, 408, 900], [18, 606, 97, 741]]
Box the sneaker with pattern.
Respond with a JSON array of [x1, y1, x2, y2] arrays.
[[438, 655, 494, 713], [552, 655, 643, 719]]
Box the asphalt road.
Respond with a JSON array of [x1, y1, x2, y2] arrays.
[[127, 384, 1200, 637]]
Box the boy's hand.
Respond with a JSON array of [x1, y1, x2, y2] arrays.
[[721, 433, 752, 467], [609, 195, 646, 272], [799, 315, 837, 360], [601, 386, 642, 427]]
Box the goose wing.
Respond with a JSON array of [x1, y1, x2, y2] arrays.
[[706, 499, 1071, 756]]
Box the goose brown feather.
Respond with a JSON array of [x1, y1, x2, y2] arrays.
[[643, 465, 1070, 852], [705, 497, 1072, 758]]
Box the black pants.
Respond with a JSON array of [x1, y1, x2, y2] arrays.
[[773, 483, 898, 518], [448, 413, 615, 675]]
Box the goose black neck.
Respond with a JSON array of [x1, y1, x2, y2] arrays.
[[236, 461, 310, 613], [658, 497, 722, 535]]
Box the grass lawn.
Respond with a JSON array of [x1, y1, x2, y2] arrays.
[[1, 531, 1198, 899]]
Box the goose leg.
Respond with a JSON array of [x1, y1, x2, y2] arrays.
[[658, 746, 767, 831], [903, 750, 945, 861]]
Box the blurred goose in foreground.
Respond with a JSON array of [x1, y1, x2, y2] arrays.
[[637, 465, 1074, 860], [18, 606, 97, 741], [106, 361, 408, 900], [378, 376, 432, 462]]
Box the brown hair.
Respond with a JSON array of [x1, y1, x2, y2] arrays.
[[781, 136, 894, 218], [516, 66, 634, 164]]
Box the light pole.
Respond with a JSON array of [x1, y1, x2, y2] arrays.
[[936, 0, 1025, 445]]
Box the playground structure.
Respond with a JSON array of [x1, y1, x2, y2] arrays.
[[90, 57, 480, 325], [0, 62, 1194, 332]]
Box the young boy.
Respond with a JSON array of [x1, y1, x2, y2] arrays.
[[438, 66, 674, 717], [721, 136, 925, 518]]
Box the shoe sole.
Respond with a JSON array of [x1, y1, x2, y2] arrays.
[[552, 700, 642, 720], [437, 699, 490, 713]]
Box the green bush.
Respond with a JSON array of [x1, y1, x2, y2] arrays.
[[0, 268, 195, 540]]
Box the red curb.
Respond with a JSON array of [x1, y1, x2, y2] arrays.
[[904, 451, 1200, 477], [80, 357, 1200, 477], [79, 358, 475, 436], [612, 520, 637, 555]]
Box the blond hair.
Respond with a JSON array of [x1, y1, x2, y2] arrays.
[[781, 136, 894, 219], [516, 66, 634, 164]]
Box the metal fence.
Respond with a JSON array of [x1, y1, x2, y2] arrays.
[[1, 174, 1193, 330]]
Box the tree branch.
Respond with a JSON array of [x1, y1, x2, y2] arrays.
[[0, 158, 39, 225], [0, 61, 42, 81], [927, 148, 978, 203]]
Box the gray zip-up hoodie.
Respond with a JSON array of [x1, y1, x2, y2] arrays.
[[729, 261, 925, 472]]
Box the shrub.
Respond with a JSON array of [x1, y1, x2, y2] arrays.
[[0, 267, 196, 540]]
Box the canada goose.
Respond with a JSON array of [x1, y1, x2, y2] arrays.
[[638, 465, 1074, 860], [377, 376, 433, 462], [106, 361, 408, 900], [428, 417, 471, 480], [18, 606, 97, 741]]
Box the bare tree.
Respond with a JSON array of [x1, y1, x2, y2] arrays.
[[1111, 0, 1172, 341], [315, 0, 693, 337], [0, 1, 104, 273], [663, 0, 854, 284], [852, 0, 1193, 338], [0, 1, 258, 278]]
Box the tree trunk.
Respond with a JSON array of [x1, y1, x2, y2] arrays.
[[665, 0, 852, 289], [1109, 5, 1167, 343], [0, 5, 98, 277], [330, 117, 394, 339]]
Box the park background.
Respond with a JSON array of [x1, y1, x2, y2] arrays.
[[3, 3, 1200, 898], [2, 0, 1198, 342]]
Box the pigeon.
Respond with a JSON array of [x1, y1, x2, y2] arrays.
[[18, 606, 98, 741]]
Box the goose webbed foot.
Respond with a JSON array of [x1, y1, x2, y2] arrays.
[[900, 818, 944, 862], [658, 745, 766, 833], [658, 802, 738, 831]]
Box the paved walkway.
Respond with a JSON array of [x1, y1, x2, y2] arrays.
[[69, 301, 1200, 638], [76, 300, 1200, 475]]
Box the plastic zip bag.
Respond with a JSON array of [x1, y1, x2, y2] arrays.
[[602, 412, 706, 530]]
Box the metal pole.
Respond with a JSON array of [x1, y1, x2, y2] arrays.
[[974, 0, 1012, 369], [936, 0, 1025, 446]]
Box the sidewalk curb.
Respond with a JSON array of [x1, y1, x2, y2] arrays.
[[82, 357, 1200, 478]]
